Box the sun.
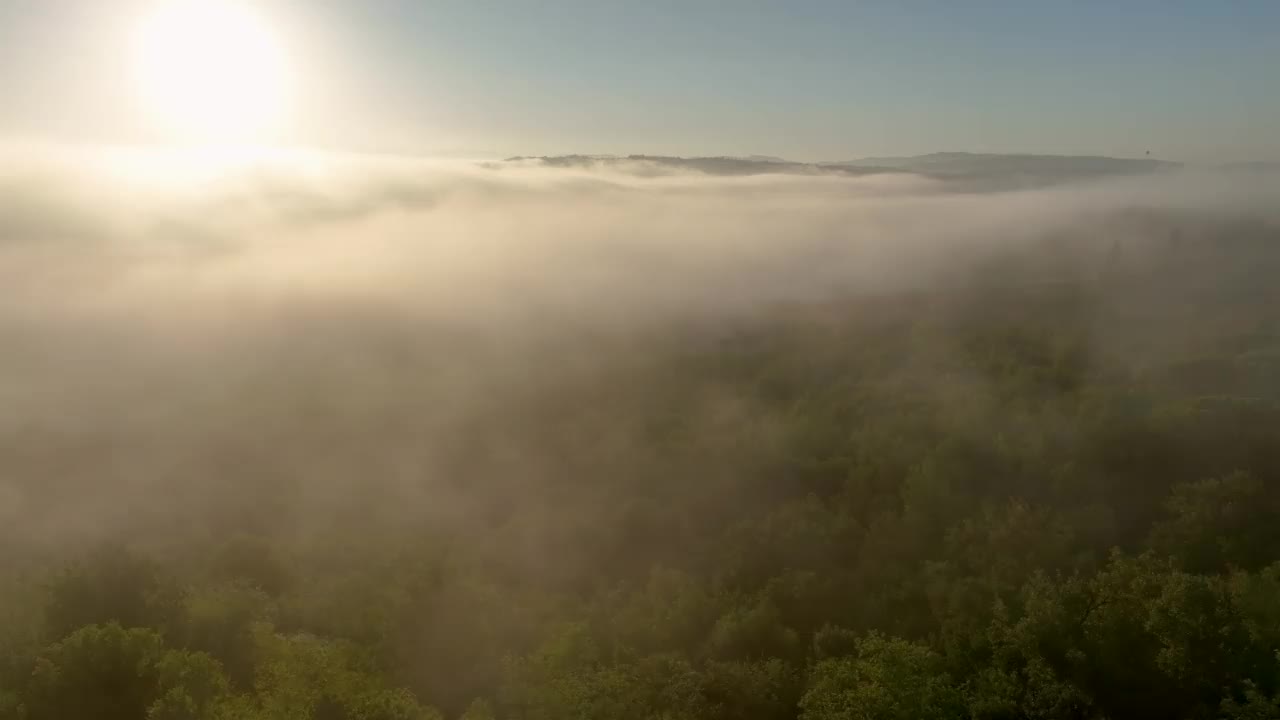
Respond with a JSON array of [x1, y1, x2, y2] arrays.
[[134, 0, 290, 144]]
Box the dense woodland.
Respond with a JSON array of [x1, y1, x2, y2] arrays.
[[4, 209, 1280, 719]]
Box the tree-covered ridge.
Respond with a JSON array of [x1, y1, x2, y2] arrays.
[[4, 216, 1280, 719]]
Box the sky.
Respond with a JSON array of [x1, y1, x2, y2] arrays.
[[1, 0, 1277, 162]]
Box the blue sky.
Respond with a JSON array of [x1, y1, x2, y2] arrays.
[[2, 0, 1277, 161]]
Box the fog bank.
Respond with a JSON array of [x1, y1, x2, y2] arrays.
[[1, 144, 1276, 550]]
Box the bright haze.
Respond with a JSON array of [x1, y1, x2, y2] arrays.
[[3, 3, 1280, 720]]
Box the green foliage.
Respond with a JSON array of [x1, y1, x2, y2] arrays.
[[42, 546, 176, 642], [1221, 681, 1280, 720], [150, 650, 233, 719], [6, 234, 1280, 719], [175, 581, 277, 688], [246, 630, 440, 720], [501, 646, 706, 720], [1151, 472, 1280, 572], [800, 632, 962, 720], [812, 625, 860, 661], [700, 658, 801, 720], [21, 623, 229, 720], [706, 595, 800, 661]]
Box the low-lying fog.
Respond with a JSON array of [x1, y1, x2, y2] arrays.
[[2, 143, 1276, 552]]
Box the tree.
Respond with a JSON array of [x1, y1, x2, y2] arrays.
[[700, 659, 800, 720], [705, 595, 800, 662], [42, 546, 176, 642], [1220, 681, 1280, 720], [799, 632, 962, 720], [1150, 472, 1280, 573], [22, 623, 229, 720], [246, 629, 440, 720], [173, 581, 276, 689]]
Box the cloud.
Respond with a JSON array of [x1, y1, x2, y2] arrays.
[[0, 143, 1276, 550]]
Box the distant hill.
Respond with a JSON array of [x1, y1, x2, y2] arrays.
[[504, 154, 905, 178], [506, 151, 1181, 190], [826, 151, 1178, 179]]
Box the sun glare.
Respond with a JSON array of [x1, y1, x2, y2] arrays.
[[134, 0, 290, 145]]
